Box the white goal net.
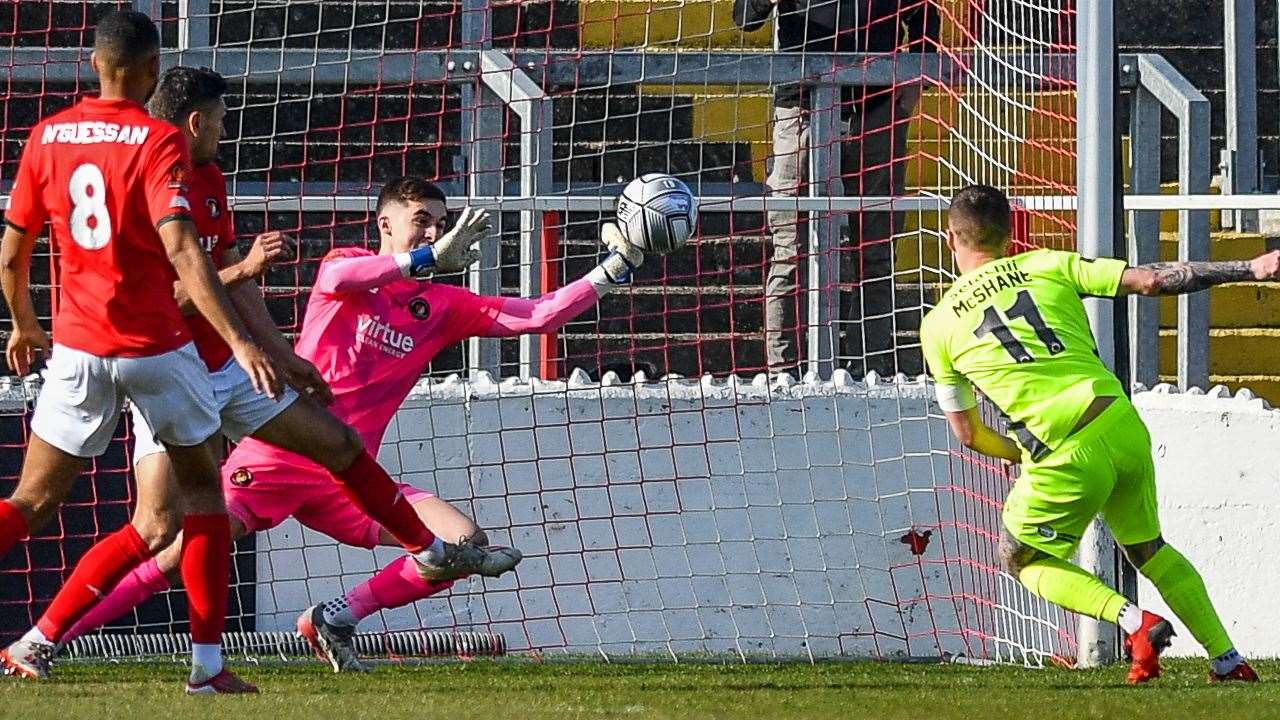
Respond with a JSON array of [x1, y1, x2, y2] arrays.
[[0, 0, 1087, 666]]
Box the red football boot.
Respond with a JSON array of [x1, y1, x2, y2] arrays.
[[185, 668, 260, 695], [1209, 660, 1260, 683], [1124, 611, 1175, 684]]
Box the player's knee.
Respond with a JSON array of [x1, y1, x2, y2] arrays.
[[334, 424, 364, 468], [1123, 537, 1166, 569], [131, 509, 182, 552], [7, 492, 55, 534], [998, 541, 1023, 576], [999, 533, 1037, 576], [314, 422, 363, 472]]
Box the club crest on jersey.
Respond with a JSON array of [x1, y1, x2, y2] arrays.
[[167, 163, 188, 190], [409, 298, 431, 320], [206, 197, 221, 219], [229, 468, 253, 487]]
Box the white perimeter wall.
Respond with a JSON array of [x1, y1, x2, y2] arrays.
[[255, 372, 1280, 660], [1132, 386, 1280, 658], [9, 370, 1269, 660], [251, 371, 1070, 662]]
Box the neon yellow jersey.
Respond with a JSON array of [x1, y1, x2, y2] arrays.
[[920, 248, 1128, 462]]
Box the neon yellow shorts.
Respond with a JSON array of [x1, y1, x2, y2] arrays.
[[1001, 398, 1161, 560]]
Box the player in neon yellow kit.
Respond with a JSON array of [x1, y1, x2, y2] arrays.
[[921, 185, 1280, 684]]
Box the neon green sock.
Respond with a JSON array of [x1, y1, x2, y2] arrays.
[[1140, 545, 1233, 657], [1019, 556, 1130, 623]]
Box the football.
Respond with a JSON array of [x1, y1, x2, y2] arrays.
[[615, 173, 697, 254]]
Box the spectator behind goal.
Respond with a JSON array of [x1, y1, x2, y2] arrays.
[[733, 0, 937, 376]]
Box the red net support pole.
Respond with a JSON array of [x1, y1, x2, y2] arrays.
[[1010, 201, 1031, 253], [539, 210, 561, 380]]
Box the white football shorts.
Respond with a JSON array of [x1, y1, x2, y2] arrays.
[[131, 356, 299, 463], [31, 342, 221, 458]]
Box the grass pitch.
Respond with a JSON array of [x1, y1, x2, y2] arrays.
[[2, 658, 1275, 720]]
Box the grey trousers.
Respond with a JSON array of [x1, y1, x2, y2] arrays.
[[764, 86, 921, 375]]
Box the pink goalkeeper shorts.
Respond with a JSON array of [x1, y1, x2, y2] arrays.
[[220, 460, 434, 549]]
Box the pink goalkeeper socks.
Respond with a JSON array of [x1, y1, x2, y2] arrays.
[[61, 557, 171, 644], [328, 555, 452, 625]]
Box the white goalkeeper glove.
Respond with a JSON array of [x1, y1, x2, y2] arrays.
[[586, 222, 644, 294], [397, 206, 491, 277]]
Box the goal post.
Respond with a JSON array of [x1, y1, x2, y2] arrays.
[[1074, 0, 1123, 669], [0, 0, 1125, 666]]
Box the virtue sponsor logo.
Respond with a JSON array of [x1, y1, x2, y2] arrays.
[[42, 122, 150, 145], [356, 314, 415, 357]]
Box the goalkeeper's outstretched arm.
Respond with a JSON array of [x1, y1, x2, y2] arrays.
[[479, 223, 643, 338], [1119, 249, 1280, 296]]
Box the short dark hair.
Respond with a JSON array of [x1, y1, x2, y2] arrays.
[[376, 176, 448, 214], [949, 184, 1012, 250], [149, 67, 227, 125], [93, 10, 160, 69]]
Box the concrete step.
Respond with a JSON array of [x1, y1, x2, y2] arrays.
[[556, 140, 758, 185], [552, 89, 696, 144], [1158, 231, 1274, 261], [895, 228, 1272, 280], [557, 332, 926, 378], [1158, 328, 1280, 376], [579, 0, 771, 49], [211, 1, 459, 50], [637, 84, 772, 182], [1157, 283, 1280, 329]]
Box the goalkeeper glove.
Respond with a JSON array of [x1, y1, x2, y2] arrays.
[[398, 206, 491, 277], [586, 222, 644, 292]]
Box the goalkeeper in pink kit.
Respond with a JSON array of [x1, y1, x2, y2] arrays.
[[60, 175, 646, 671]]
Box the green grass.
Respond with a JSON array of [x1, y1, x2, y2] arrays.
[[2, 659, 1276, 720]]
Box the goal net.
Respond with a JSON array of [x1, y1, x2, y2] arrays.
[[0, 0, 1082, 665]]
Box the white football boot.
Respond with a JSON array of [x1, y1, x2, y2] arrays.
[[0, 638, 54, 679], [414, 538, 522, 582]]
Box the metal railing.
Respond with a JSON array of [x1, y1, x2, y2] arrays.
[[1125, 56, 1213, 393], [0, 44, 1216, 387]]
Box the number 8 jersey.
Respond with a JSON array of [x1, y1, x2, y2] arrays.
[[3, 95, 194, 357], [920, 248, 1129, 461]]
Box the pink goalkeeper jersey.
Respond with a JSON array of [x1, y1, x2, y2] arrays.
[[226, 246, 599, 477]]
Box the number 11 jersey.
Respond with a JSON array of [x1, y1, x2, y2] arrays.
[[920, 248, 1128, 460], [3, 95, 194, 357]]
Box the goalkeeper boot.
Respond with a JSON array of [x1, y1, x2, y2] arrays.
[[297, 604, 370, 673], [185, 668, 259, 695], [1209, 660, 1259, 683], [414, 538, 522, 581], [1124, 610, 1175, 684], [0, 638, 54, 679]]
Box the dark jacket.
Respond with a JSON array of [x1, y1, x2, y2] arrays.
[[733, 0, 937, 108]]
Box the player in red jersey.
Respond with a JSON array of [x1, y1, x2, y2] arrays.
[[0, 11, 280, 692], [53, 174, 648, 673], [3, 66, 521, 690]]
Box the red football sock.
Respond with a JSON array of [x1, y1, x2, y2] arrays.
[[0, 500, 30, 558], [181, 513, 231, 645], [36, 524, 151, 643], [331, 451, 435, 553]]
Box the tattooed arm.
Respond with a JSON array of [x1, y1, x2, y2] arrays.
[[1118, 250, 1280, 296]]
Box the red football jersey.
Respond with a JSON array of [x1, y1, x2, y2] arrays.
[[183, 163, 236, 371], [3, 96, 194, 357]]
